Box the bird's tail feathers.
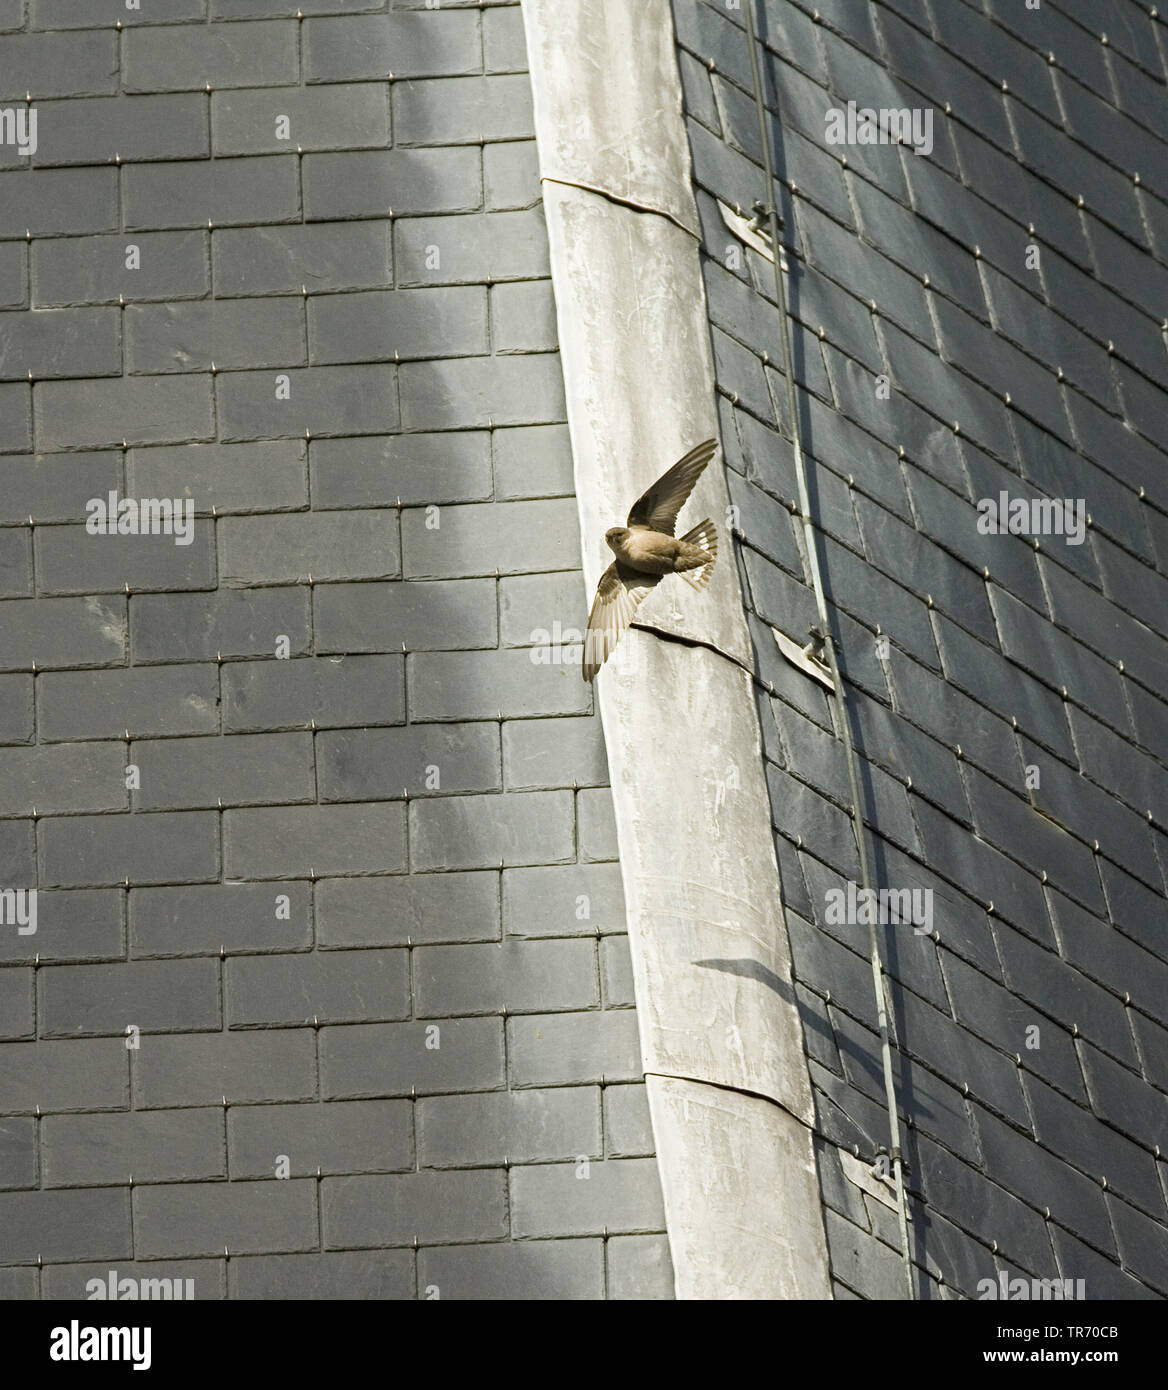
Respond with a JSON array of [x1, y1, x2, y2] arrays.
[[677, 518, 717, 589]]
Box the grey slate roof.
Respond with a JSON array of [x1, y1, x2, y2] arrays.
[[673, 0, 1168, 1299], [0, 0, 671, 1300]]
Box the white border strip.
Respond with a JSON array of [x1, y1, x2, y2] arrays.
[[523, 0, 830, 1299]]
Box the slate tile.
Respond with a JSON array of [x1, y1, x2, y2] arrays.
[[322, 1018, 504, 1099], [408, 649, 589, 721], [511, 1157, 664, 1238], [224, 803, 406, 879], [222, 654, 404, 732], [894, 982, 1030, 1126], [313, 578, 497, 654], [309, 286, 487, 363], [502, 715, 608, 792], [0, 1114, 36, 1187], [39, 959, 220, 1037], [226, 949, 410, 1027], [229, 1250, 413, 1301], [410, 790, 574, 871], [0, 1189, 130, 1263], [43, 1108, 224, 1186], [1100, 857, 1168, 957], [317, 722, 500, 801], [212, 83, 390, 155], [126, 299, 306, 374], [0, 170, 118, 239], [124, 20, 296, 91], [219, 510, 400, 584], [0, 889, 123, 965], [0, 307, 121, 381], [855, 493, 995, 642], [40, 811, 219, 888], [1049, 1221, 1160, 1300], [304, 11, 481, 82], [216, 365, 397, 441], [131, 882, 312, 957], [483, 5, 527, 74], [509, 1010, 641, 1087], [212, 221, 392, 297], [1079, 1041, 1168, 1156], [876, 6, 1014, 152], [989, 585, 1131, 738], [1068, 705, 1168, 821], [317, 871, 493, 950], [1044, 252, 1166, 389], [133, 1030, 315, 1108], [962, 760, 1105, 913], [394, 75, 533, 146], [1126, 682, 1168, 765], [229, 1099, 411, 1180], [1009, 100, 1143, 242], [0, 31, 119, 98], [135, 1180, 317, 1258], [933, 611, 1073, 760], [30, 93, 210, 167], [971, 1103, 1116, 1255], [128, 440, 308, 516], [1020, 735, 1162, 892], [498, 571, 587, 648], [910, 795, 1050, 940], [131, 587, 310, 663], [502, 862, 626, 940], [399, 353, 565, 431], [302, 149, 481, 220], [1025, 1068, 1163, 1218], [34, 231, 209, 307], [131, 732, 314, 810], [124, 157, 300, 230], [996, 924, 1140, 1069], [419, 1087, 599, 1168], [1047, 887, 1168, 1021], [310, 432, 491, 508], [913, 1131, 1057, 1276], [1041, 556, 1168, 695], [415, 937, 597, 1018], [1109, 1194, 1168, 1293], [34, 375, 214, 451], [942, 945, 1087, 1101], [394, 209, 548, 285], [484, 140, 541, 212], [0, 1037, 127, 1114]]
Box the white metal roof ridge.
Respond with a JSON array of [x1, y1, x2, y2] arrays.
[[523, 0, 832, 1301]]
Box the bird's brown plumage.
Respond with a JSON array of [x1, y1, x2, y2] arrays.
[[583, 440, 718, 681]]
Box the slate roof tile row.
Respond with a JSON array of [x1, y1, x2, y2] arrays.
[[676, 0, 1168, 1298], [0, 1, 671, 1298]]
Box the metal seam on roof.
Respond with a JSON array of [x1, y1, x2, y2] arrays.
[[523, 0, 831, 1300]]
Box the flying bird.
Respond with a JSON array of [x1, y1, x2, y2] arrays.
[[582, 439, 718, 681]]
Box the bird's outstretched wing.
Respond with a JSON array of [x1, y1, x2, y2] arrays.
[[582, 561, 661, 681], [626, 438, 717, 535]]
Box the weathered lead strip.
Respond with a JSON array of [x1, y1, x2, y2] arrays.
[[523, 0, 831, 1299]]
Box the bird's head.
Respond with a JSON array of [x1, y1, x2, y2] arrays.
[[605, 526, 630, 552]]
